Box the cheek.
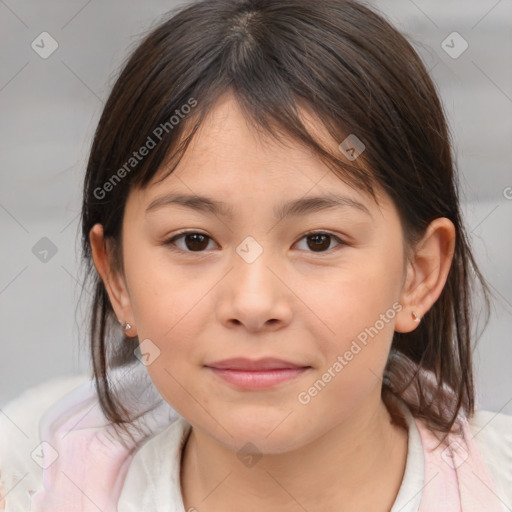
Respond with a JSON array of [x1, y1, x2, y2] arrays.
[[298, 310, 396, 423], [123, 240, 207, 336], [309, 254, 402, 349], [130, 284, 211, 419], [301, 251, 402, 407], [122, 245, 213, 399]]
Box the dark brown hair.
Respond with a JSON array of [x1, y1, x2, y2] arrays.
[[79, 0, 493, 439]]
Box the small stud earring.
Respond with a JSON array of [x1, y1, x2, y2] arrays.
[[118, 319, 133, 332], [411, 311, 420, 323]]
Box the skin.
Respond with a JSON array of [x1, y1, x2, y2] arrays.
[[90, 92, 456, 511]]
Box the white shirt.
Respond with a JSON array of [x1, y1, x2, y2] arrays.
[[1, 374, 511, 511]]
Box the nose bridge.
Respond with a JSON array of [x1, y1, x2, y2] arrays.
[[232, 234, 277, 298], [217, 234, 291, 330]]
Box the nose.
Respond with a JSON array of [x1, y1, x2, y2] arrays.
[[216, 245, 293, 333]]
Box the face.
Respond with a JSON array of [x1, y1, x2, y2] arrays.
[[100, 93, 413, 454]]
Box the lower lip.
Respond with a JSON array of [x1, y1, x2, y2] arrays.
[[206, 367, 309, 389]]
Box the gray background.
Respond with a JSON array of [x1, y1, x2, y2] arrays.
[[1, 0, 511, 414]]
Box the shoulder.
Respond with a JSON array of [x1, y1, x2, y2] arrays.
[[0, 374, 90, 511], [467, 409, 512, 509]]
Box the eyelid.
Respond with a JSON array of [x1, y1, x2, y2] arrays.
[[163, 229, 347, 255]]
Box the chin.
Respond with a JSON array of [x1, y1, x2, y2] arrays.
[[203, 412, 310, 455]]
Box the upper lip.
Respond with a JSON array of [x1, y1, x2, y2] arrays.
[[205, 357, 310, 371]]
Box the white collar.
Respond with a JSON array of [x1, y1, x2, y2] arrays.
[[118, 400, 425, 511]]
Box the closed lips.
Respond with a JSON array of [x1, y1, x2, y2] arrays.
[[205, 358, 310, 371]]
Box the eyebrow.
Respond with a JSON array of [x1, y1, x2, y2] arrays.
[[145, 193, 372, 220]]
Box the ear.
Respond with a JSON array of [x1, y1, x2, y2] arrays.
[[395, 217, 456, 333], [89, 223, 136, 336]]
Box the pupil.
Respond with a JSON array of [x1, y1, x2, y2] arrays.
[[186, 234, 208, 251], [308, 234, 329, 252]]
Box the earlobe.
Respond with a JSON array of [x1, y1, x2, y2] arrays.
[[395, 217, 456, 333], [89, 223, 135, 331]]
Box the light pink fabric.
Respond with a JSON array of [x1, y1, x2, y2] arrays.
[[28, 363, 504, 511], [416, 415, 505, 511], [29, 363, 177, 512]]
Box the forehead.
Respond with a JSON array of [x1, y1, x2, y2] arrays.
[[150, 95, 352, 186], [129, 93, 392, 220], [161, 95, 326, 178]]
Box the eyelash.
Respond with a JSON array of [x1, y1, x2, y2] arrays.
[[162, 230, 346, 256]]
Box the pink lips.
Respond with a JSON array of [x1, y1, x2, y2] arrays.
[[205, 357, 311, 390]]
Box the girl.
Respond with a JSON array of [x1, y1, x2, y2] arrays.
[[1, 0, 511, 510]]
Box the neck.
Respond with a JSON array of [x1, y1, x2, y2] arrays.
[[180, 394, 408, 512]]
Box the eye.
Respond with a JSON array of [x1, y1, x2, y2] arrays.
[[163, 230, 346, 254], [163, 231, 218, 253], [294, 231, 345, 254]]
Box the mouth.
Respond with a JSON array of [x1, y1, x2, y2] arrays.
[[204, 357, 312, 390]]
